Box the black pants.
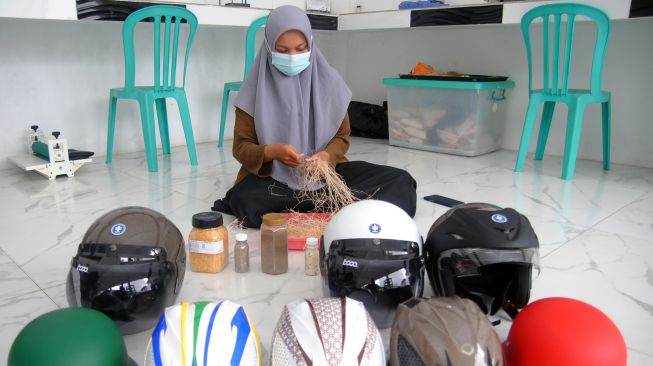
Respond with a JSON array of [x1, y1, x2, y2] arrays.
[[212, 161, 417, 228]]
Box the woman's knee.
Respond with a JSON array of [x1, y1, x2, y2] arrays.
[[395, 168, 417, 188]]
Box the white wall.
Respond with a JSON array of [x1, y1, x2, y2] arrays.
[[329, 18, 653, 168], [0, 0, 76, 20], [0, 18, 249, 169], [1, 16, 652, 171], [0, 17, 338, 170]]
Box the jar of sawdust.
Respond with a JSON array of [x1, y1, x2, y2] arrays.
[[189, 212, 228, 273], [261, 213, 288, 275]]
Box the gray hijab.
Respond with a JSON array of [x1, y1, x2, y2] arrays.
[[234, 5, 352, 189]]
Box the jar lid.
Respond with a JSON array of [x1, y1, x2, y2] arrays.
[[192, 212, 223, 228], [306, 237, 318, 248], [262, 213, 287, 226], [236, 233, 247, 242]]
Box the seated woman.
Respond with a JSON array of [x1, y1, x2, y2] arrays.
[[212, 5, 417, 228]]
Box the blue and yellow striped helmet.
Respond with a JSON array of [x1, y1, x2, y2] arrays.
[[146, 301, 262, 366]]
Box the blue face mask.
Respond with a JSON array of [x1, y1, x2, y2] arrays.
[[266, 37, 311, 76], [270, 51, 311, 76]]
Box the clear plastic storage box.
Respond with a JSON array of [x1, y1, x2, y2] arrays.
[[383, 78, 515, 156]]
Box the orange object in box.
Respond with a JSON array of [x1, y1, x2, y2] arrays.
[[411, 62, 435, 75], [282, 212, 333, 250]]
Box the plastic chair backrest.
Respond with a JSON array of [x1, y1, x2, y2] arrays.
[[521, 3, 610, 96], [122, 5, 198, 91], [243, 15, 268, 79]]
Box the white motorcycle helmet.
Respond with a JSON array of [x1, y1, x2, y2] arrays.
[[270, 297, 385, 366], [320, 200, 424, 329], [145, 301, 262, 366]]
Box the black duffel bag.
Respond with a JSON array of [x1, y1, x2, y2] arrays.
[[347, 101, 389, 139]]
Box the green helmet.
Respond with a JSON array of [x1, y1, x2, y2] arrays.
[[8, 307, 137, 366]]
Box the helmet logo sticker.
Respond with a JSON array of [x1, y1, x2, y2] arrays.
[[369, 223, 381, 234], [491, 214, 508, 223], [342, 259, 359, 268], [76, 264, 88, 273], [111, 223, 126, 235], [460, 343, 475, 355]]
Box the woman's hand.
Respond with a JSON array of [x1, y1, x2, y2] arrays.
[[306, 150, 331, 163], [264, 144, 304, 168]]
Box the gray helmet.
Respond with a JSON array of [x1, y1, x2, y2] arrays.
[[390, 296, 504, 366], [67, 206, 186, 335]]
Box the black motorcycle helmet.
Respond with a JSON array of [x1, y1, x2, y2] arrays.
[[67, 206, 186, 335], [320, 200, 424, 329], [424, 203, 539, 318]]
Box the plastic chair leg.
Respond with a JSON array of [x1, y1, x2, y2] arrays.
[[177, 94, 198, 166], [218, 85, 231, 148], [515, 98, 541, 172], [155, 98, 171, 155], [535, 101, 556, 160], [561, 101, 586, 180], [602, 98, 611, 171], [106, 95, 118, 163], [138, 97, 158, 172]]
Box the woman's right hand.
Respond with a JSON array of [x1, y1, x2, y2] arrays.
[[264, 144, 304, 168]]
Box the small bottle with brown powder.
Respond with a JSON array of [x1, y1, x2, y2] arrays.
[[234, 233, 250, 273]]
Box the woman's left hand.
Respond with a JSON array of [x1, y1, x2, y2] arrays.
[[306, 151, 331, 163]]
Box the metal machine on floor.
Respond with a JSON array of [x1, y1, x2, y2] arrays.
[[8, 125, 93, 180]]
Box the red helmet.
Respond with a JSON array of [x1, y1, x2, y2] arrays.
[[503, 297, 627, 366]]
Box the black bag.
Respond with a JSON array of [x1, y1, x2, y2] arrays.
[[347, 101, 389, 139]]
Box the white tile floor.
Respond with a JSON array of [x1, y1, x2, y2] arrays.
[[1, 137, 653, 365]]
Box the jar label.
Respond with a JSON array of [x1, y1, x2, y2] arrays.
[[189, 240, 224, 254]]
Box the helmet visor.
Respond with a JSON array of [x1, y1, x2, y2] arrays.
[[438, 247, 540, 278], [67, 243, 177, 335]]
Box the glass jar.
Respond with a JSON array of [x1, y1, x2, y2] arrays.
[[260, 213, 288, 275], [188, 212, 228, 273], [304, 237, 319, 276], [234, 233, 250, 273]]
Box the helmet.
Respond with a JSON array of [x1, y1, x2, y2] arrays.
[[390, 296, 504, 366], [66, 206, 186, 335], [504, 297, 627, 366], [320, 200, 424, 328], [146, 301, 262, 366], [270, 297, 385, 366], [424, 203, 539, 317], [8, 307, 137, 366]]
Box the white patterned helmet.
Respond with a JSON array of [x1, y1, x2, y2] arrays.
[[270, 297, 385, 366], [145, 301, 262, 366]]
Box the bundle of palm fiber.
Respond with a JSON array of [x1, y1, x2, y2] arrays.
[[294, 158, 357, 213], [286, 159, 359, 242]]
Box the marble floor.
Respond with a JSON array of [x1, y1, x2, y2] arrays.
[[1, 137, 652, 365]]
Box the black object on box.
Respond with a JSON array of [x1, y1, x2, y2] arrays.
[[399, 74, 509, 82]]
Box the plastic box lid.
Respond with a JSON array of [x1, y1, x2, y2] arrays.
[[383, 77, 515, 90]]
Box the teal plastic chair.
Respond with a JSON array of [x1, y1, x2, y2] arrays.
[[106, 5, 199, 172], [218, 15, 268, 147], [514, 3, 611, 180]]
